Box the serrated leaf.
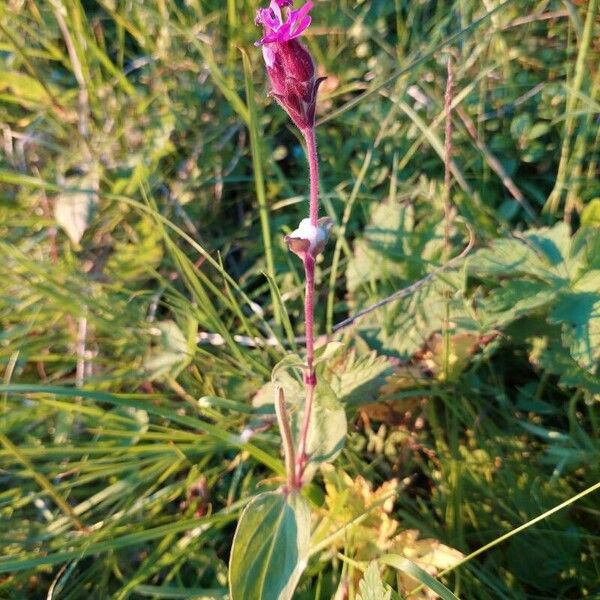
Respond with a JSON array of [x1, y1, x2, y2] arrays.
[[469, 224, 573, 284], [346, 201, 414, 293], [357, 562, 391, 600], [525, 222, 571, 267], [311, 464, 399, 558], [328, 349, 394, 407], [144, 320, 192, 379], [530, 338, 600, 394], [254, 356, 347, 478], [229, 491, 310, 600], [480, 280, 557, 328], [549, 292, 600, 373], [292, 379, 347, 472]]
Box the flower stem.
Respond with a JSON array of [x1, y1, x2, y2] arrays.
[[295, 126, 320, 486], [304, 127, 319, 226], [295, 253, 316, 485]]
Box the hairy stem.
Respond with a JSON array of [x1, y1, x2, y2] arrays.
[[295, 126, 320, 486], [443, 55, 453, 259], [295, 252, 316, 486], [304, 127, 319, 226]]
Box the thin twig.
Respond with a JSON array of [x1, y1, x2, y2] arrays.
[[442, 55, 454, 381], [443, 55, 454, 256], [501, 10, 569, 30], [49, 0, 91, 155], [456, 105, 539, 223]]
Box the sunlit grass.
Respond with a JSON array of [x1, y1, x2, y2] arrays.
[[1, 0, 599, 598]]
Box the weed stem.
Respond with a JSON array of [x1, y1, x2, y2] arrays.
[[295, 126, 320, 486], [304, 127, 319, 226]]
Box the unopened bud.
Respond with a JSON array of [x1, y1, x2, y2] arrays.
[[285, 217, 332, 258]]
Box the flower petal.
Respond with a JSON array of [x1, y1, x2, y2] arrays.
[[290, 15, 311, 38]]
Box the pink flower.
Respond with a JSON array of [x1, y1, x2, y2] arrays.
[[255, 0, 313, 46], [255, 0, 324, 131]]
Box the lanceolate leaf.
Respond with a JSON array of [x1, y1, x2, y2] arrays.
[[229, 491, 310, 600], [380, 555, 461, 600]]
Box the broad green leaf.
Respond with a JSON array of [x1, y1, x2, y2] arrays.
[[525, 222, 570, 270], [532, 336, 600, 393], [144, 320, 193, 379], [293, 379, 347, 474], [229, 491, 310, 600], [357, 562, 391, 600], [259, 355, 347, 478], [479, 280, 556, 328], [549, 292, 600, 373], [380, 555, 461, 600], [346, 201, 414, 293], [328, 349, 394, 407]]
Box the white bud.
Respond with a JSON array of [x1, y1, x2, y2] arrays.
[[285, 217, 332, 257]]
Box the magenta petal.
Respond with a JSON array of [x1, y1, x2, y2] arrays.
[[259, 32, 278, 44], [290, 1, 313, 24], [256, 0, 313, 45], [269, 1, 283, 24], [277, 21, 293, 40], [256, 8, 274, 28], [290, 15, 311, 38]]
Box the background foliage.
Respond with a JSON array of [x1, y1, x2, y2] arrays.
[[1, 0, 599, 598]]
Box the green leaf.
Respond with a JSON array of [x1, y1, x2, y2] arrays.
[[380, 555, 461, 600], [480, 280, 557, 328], [133, 585, 227, 599], [581, 199, 600, 227], [328, 349, 394, 408], [294, 379, 347, 472], [266, 355, 347, 477], [549, 292, 600, 373], [229, 491, 310, 600], [0, 70, 52, 105], [144, 320, 193, 379], [346, 201, 414, 293], [357, 562, 391, 600]]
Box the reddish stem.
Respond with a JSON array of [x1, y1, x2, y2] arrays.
[[304, 127, 319, 226], [294, 126, 320, 487], [295, 253, 316, 485]]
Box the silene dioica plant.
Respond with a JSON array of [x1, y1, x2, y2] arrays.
[[230, 3, 465, 598], [228, 1, 339, 598]]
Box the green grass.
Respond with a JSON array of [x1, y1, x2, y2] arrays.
[[1, 0, 599, 598]]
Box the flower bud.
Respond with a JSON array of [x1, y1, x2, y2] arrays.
[[256, 0, 325, 130], [285, 217, 332, 259]]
